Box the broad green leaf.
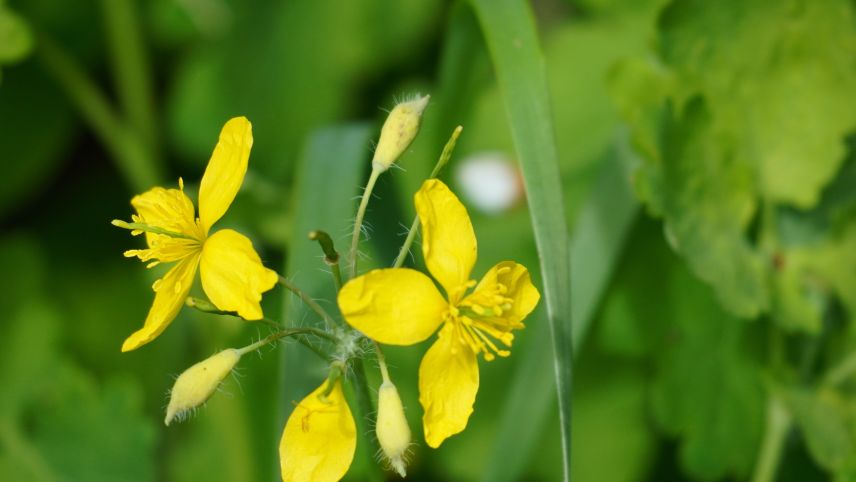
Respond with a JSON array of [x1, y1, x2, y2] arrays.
[[659, 0, 856, 208], [600, 217, 764, 479], [649, 249, 764, 480], [467, 1, 573, 478], [612, 0, 856, 323], [635, 89, 768, 318]]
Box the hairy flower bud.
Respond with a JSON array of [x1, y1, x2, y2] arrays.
[[376, 381, 411, 477], [165, 348, 241, 425], [372, 94, 430, 172]]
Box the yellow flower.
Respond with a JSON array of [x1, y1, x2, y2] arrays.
[[115, 117, 277, 352], [338, 179, 540, 448], [280, 378, 356, 482]]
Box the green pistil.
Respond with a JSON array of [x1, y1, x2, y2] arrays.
[[111, 219, 197, 240]]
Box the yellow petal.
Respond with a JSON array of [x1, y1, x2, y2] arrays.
[[464, 261, 540, 329], [338, 268, 447, 345], [419, 324, 479, 448], [415, 179, 477, 300], [198, 116, 253, 233], [280, 379, 356, 482], [122, 253, 200, 352], [199, 229, 277, 320]]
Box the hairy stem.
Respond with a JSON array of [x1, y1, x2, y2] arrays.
[[278, 275, 336, 326], [349, 168, 382, 278]]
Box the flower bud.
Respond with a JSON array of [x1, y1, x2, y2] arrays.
[[165, 348, 241, 425], [372, 94, 430, 172], [376, 381, 411, 477]]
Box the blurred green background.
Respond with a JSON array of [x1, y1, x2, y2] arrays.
[[2, 0, 856, 481]]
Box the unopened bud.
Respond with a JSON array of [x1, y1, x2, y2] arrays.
[[165, 349, 241, 425], [372, 94, 430, 172], [376, 381, 411, 477]]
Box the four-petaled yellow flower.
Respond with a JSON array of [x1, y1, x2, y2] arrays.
[[115, 117, 278, 352], [338, 179, 540, 448]]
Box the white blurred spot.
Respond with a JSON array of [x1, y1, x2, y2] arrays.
[[455, 152, 523, 215]]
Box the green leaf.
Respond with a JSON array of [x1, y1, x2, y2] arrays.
[[29, 370, 156, 482], [599, 217, 764, 479], [467, 1, 573, 478], [0, 6, 33, 63], [649, 249, 764, 480], [659, 0, 856, 208], [785, 387, 856, 474], [612, 0, 856, 322], [647, 93, 768, 317]]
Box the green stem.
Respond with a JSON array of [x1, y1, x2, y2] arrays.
[[373, 341, 391, 383], [36, 36, 159, 191], [236, 328, 334, 360], [349, 167, 382, 278], [752, 394, 791, 482], [99, 0, 158, 155], [393, 216, 420, 268], [277, 275, 336, 326]]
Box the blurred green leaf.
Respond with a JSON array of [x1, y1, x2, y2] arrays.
[[468, 1, 573, 478], [29, 369, 156, 482], [786, 387, 856, 475], [612, 0, 856, 324], [599, 218, 764, 479], [659, 0, 856, 208], [613, 72, 769, 317], [649, 249, 764, 480], [0, 235, 156, 482], [0, 6, 33, 63]]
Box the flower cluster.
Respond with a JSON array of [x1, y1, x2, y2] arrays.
[[114, 97, 539, 481]]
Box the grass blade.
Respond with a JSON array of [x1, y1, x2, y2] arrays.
[[481, 141, 639, 481], [467, 0, 573, 478]]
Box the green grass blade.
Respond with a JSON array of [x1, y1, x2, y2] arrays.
[[481, 142, 639, 482], [279, 123, 380, 480], [467, 0, 573, 478]]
